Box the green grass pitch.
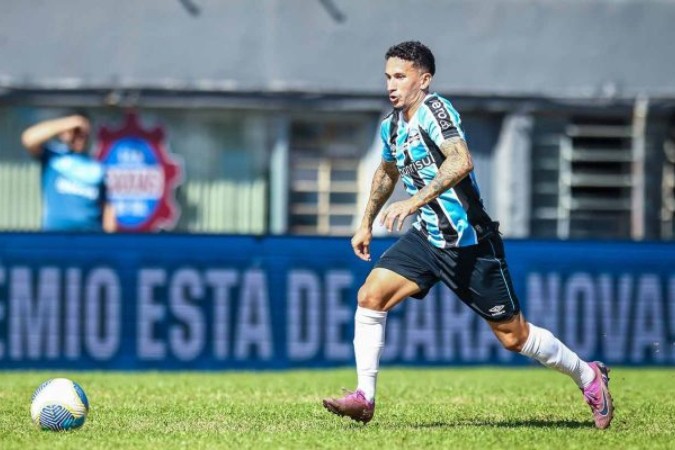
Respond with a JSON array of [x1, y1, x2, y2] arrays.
[[1, 367, 674, 449]]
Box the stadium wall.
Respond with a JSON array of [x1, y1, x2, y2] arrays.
[[3, 0, 675, 100], [0, 233, 673, 369]]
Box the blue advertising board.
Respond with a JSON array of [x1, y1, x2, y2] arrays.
[[0, 233, 673, 369]]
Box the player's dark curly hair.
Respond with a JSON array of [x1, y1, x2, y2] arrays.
[[385, 41, 435, 76]]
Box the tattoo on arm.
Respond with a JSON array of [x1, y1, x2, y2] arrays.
[[362, 161, 399, 227], [411, 137, 474, 207]]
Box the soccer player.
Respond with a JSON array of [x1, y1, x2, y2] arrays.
[[22, 113, 116, 232], [322, 41, 613, 429]]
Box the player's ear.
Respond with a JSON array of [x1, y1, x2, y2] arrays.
[[420, 72, 432, 90]]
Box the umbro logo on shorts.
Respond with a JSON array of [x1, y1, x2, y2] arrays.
[[488, 305, 505, 315]]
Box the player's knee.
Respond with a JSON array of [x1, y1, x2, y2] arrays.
[[499, 332, 528, 352], [357, 284, 388, 311]]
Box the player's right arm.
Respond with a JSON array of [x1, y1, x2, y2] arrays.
[[352, 159, 399, 261], [21, 115, 89, 157]]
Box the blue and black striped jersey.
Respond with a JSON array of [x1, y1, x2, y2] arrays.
[[380, 93, 493, 248]]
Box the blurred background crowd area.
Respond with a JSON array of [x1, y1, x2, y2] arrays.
[[1, 0, 674, 240]]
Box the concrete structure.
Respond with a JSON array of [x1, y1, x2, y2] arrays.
[[3, 0, 675, 99]]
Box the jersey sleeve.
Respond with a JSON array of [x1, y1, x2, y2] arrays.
[[421, 96, 464, 148], [40, 140, 68, 164], [380, 118, 396, 162], [39, 139, 62, 164]]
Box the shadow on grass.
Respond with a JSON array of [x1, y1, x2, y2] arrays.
[[394, 419, 590, 430]]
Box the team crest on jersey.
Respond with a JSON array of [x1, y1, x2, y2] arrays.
[[96, 112, 184, 232], [401, 130, 422, 153]]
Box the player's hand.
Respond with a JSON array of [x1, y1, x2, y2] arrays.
[[351, 227, 373, 261], [380, 199, 418, 232], [68, 115, 90, 135]]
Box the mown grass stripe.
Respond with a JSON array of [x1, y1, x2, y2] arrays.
[[1, 368, 674, 449]]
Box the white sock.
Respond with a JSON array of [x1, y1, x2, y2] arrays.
[[353, 306, 387, 401], [520, 323, 596, 388]]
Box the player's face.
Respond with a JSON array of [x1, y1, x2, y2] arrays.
[[385, 57, 431, 111], [59, 127, 89, 153]]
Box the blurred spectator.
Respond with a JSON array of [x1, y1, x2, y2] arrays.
[[21, 113, 116, 232]]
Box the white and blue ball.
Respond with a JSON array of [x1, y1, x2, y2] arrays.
[[30, 378, 89, 431]]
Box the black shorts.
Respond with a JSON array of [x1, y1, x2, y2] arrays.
[[374, 227, 520, 322]]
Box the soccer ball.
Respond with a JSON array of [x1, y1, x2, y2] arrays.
[[30, 378, 90, 431]]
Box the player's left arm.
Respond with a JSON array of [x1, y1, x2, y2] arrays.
[[410, 136, 473, 206], [380, 136, 473, 231], [103, 203, 117, 233]]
